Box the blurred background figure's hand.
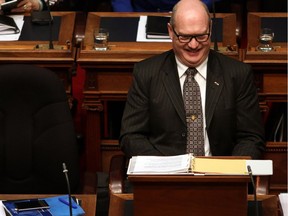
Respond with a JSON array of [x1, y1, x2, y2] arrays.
[[10, 0, 42, 13], [3, 0, 60, 13]]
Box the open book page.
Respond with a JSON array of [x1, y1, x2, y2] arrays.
[[127, 154, 192, 174]]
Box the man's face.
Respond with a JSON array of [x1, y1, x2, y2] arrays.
[[168, 16, 211, 68]]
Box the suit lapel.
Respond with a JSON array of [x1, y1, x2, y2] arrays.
[[205, 51, 224, 129], [161, 52, 186, 125], [160, 50, 224, 127]]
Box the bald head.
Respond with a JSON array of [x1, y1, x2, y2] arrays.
[[167, 0, 212, 68], [170, 0, 210, 28]]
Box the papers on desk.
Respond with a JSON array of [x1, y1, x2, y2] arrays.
[[136, 16, 172, 42], [0, 15, 24, 41], [127, 154, 273, 175], [279, 193, 288, 216], [128, 154, 192, 174], [0, 201, 6, 216], [0, 15, 19, 34]]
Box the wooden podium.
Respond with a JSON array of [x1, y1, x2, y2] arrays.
[[128, 175, 250, 216]]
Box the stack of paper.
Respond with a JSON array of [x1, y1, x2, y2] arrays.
[[0, 15, 24, 41], [279, 193, 288, 216]]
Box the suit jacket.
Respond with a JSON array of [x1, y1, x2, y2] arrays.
[[111, 0, 219, 12], [111, 0, 179, 12], [120, 49, 265, 159]]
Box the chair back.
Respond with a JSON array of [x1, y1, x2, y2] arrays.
[[0, 64, 80, 194]]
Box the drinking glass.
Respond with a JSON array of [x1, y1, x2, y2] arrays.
[[94, 28, 109, 51], [257, 28, 274, 52]]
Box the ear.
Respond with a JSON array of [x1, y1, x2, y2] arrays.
[[167, 23, 174, 39]]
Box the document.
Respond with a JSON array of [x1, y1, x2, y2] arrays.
[[279, 193, 288, 216], [0, 201, 6, 216], [127, 154, 192, 174], [0, 15, 24, 41], [127, 154, 273, 175]]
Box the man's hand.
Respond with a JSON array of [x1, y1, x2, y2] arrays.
[[11, 0, 41, 13]]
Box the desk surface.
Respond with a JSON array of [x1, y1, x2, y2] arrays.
[[0, 194, 96, 216], [78, 12, 239, 64], [245, 12, 287, 64], [0, 12, 75, 62]]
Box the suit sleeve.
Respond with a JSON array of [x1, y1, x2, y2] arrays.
[[111, 0, 134, 12], [231, 64, 265, 159], [119, 64, 163, 157]]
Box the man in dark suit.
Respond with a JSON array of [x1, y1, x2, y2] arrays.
[[120, 0, 265, 159]]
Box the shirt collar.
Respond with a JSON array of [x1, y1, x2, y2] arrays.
[[176, 57, 208, 80]]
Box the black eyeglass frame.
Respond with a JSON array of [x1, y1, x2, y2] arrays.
[[171, 25, 211, 43]]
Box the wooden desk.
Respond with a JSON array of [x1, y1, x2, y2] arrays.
[[244, 12, 288, 195], [128, 175, 249, 216], [78, 12, 240, 173], [108, 192, 279, 216], [245, 12, 287, 63], [244, 12, 287, 100], [0, 12, 77, 93], [0, 194, 96, 216]]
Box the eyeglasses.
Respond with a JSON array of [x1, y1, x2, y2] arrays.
[[172, 26, 210, 43]]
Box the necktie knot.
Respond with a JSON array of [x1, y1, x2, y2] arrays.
[[186, 68, 198, 77]]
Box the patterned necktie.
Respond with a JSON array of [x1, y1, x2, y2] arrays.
[[183, 68, 204, 156]]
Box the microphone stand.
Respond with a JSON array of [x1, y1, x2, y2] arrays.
[[247, 165, 259, 216], [63, 163, 73, 216], [47, 0, 53, 49], [34, 0, 66, 50]]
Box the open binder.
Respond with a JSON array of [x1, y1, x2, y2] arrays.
[[0, 0, 20, 12], [127, 154, 273, 175], [0, 15, 19, 35]]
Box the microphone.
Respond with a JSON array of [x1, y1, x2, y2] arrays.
[[247, 165, 259, 216], [212, 0, 218, 51], [34, 0, 66, 50], [47, 0, 53, 49], [62, 163, 73, 216]]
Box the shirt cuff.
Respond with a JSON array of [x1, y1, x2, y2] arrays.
[[38, 0, 43, 11]]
